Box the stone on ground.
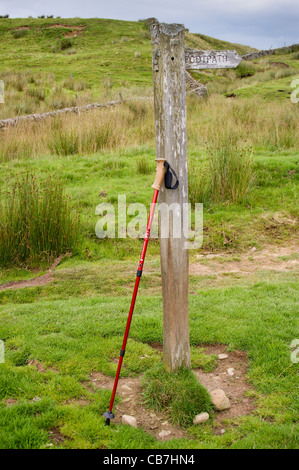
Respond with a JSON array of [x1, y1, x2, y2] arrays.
[[193, 412, 210, 425], [218, 353, 228, 360], [121, 414, 137, 428], [158, 430, 172, 439], [210, 389, 231, 411]]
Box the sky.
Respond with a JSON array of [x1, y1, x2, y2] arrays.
[[0, 0, 298, 50]]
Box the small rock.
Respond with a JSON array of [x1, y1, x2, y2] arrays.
[[251, 247, 256, 252], [158, 430, 172, 439], [121, 385, 132, 392], [210, 389, 231, 411], [220, 428, 226, 434], [162, 421, 169, 426], [32, 396, 42, 402], [218, 353, 228, 360], [227, 368, 234, 376], [193, 412, 210, 425], [121, 415, 137, 428]]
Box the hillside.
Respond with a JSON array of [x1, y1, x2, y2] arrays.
[[0, 17, 258, 119]]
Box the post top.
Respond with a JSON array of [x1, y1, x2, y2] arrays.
[[151, 22, 185, 37]]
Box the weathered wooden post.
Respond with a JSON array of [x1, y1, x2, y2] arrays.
[[151, 22, 191, 372], [150, 22, 242, 373]]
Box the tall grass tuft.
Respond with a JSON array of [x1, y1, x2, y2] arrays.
[[189, 138, 255, 205], [141, 363, 213, 428], [0, 172, 78, 267], [136, 155, 151, 174]]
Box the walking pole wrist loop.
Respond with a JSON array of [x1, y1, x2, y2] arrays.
[[164, 161, 179, 190]]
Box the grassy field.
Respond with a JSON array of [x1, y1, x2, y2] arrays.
[[0, 18, 298, 450]]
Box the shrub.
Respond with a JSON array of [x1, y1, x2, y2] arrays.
[[0, 172, 78, 267], [141, 363, 213, 427], [12, 30, 28, 39], [52, 38, 73, 53], [235, 61, 256, 78]]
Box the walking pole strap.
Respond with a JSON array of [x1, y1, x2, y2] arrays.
[[164, 162, 179, 190]]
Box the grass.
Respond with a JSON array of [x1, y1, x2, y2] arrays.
[[0, 172, 78, 267], [0, 273, 298, 448], [189, 138, 255, 205], [141, 363, 213, 427], [0, 145, 296, 274]]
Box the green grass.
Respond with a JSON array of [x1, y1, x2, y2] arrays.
[[141, 363, 213, 427], [0, 273, 298, 448], [0, 147, 296, 274]]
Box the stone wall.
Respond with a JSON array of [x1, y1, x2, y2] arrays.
[[243, 43, 299, 61]]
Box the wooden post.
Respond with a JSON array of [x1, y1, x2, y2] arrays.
[[151, 22, 191, 372]]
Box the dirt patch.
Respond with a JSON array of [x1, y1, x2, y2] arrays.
[[5, 399, 18, 406], [13, 26, 30, 31], [83, 345, 256, 440], [49, 427, 66, 445], [194, 344, 256, 430], [84, 371, 187, 441], [27, 359, 59, 374], [270, 61, 290, 68], [190, 242, 298, 277], [64, 30, 83, 38], [44, 24, 86, 30], [0, 253, 71, 291]]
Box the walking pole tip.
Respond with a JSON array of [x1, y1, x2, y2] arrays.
[[104, 410, 115, 425]]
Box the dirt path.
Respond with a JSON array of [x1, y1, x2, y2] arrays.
[[0, 254, 70, 291], [190, 242, 298, 277], [0, 243, 297, 292]]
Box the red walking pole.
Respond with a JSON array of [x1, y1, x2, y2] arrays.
[[104, 158, 166, 425]]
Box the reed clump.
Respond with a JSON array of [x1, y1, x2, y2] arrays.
[[0, 172, 78, 266]]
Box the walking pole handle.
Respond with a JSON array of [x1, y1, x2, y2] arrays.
[[152, 158, 166, 190]]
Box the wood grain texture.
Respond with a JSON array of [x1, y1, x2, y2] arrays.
[[151, 22, 191, 372]]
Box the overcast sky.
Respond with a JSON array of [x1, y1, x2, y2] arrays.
[[0, 0, 298, 49]]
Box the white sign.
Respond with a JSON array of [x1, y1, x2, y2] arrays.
[[185, 49, 242, 69]]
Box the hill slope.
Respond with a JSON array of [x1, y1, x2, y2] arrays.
[[0, 18, 254, 88]]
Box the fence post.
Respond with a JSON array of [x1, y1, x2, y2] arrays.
[[151, 22, 191, 372]]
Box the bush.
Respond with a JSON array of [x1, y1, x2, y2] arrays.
[[12, 30, 28, 39], [141, 363, 213, 428], [0, 172, 78, 267], [235, 61, 256, 78], [52, 38, 73, 53]]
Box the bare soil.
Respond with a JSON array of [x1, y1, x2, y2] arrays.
[[0, 253, 71, 291], [44, 24, 86, 30], [190, 243, 298, 277], [194, 344, 256, 430], [83, 371, 187, 441], [82, 344, 256, 440], [0, 243, 297, 292]]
